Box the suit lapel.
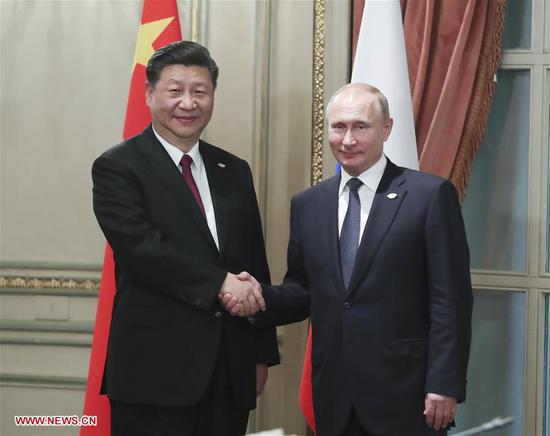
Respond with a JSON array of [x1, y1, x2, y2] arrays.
[[347, 160, 407, 295], [318, 176, 346, 293], [136, 127, 217, 251], [200, 141, 230, 258]]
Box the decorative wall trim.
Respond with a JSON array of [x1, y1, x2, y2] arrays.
[[0, 261, 102, 271], [0, 287, 98, 297], [0, 320, 94, 334], [253, 0, 272, 223], [191, 0, 199, 42], [311, 0, 326, 186], [0, 373, 86, 390], [0, 337, 92, 347], [0, 277, 100, 290]]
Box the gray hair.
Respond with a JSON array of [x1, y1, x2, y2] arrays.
[[325, 83, 390, 121]]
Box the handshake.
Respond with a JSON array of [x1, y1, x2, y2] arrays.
[[218, 271, 265, 317]]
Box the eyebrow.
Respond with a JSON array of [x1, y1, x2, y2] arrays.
[[330, 119, 370, 125], [166, 78, 210, 87]]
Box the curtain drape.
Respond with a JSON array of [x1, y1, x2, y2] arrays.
[[352, 0, 505, 201]]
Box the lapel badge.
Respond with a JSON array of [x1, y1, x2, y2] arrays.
[[217, 162, 226, 168], [387, 193, 398, 199]]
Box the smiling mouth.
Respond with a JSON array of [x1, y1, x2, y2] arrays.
[[174, 116, 198, 123]]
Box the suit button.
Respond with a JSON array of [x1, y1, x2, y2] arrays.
[[214, 311, 222, 318], [343, 302, 351, 309]]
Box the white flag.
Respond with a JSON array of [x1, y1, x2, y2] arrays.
[[351, 0, 418, 170]]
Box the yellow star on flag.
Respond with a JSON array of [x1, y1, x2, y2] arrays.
[[133, 17, 174, 69]]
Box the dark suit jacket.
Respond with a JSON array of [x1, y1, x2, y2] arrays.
[[258, 159, 472, 435], [92, 125, 279, 410]]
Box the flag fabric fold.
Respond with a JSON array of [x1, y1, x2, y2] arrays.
[[81, 2, 182, 434], [299, 1, 418, 433], [351, 0, 418, 170]]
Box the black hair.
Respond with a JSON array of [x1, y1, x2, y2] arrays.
[[146, 40, 219, 88]]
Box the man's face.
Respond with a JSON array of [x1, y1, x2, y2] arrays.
[[146, 64, 214, 150], [328, 90, 393, 176]]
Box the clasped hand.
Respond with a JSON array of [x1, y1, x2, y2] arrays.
[[218, 272, 264, 317]]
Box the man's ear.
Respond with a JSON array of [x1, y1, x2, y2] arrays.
[[145, 82, 153, 107], [383, 117, 394, 141]]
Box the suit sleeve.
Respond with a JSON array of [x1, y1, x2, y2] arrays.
[[242, 163, 280, 366], [257, 197, 311, 326], [424, 180, 473, 402], [92, 153, 227, 311]]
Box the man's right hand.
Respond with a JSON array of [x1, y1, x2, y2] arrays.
[[218, 272, 265, 316]]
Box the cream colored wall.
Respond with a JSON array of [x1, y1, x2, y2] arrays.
[[0, 2, 142, 435], [262, 2, 313, 432], [0, 1, 350, 434], [0, 0, 142, 269]]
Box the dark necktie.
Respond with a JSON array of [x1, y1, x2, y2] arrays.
[[180, 154, 205, 217], [340, 178, 363, 289]]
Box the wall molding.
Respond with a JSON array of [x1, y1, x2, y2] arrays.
[[0, 286, 98, 297], [311, 0, 326, 186], [252, 0, 272, 224], [0, 373, 86, 390], [0, 261, 102, 271], [0, 320, 94, 334], [0, 337, 92, 348], [0, 277, 100, 291]]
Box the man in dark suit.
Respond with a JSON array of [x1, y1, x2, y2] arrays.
[[92, 41, 279, 436], [223, 83, 472, 436]]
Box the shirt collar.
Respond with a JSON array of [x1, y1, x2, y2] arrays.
[[152, 126, 202, 169], [339, 154, 387, 196]]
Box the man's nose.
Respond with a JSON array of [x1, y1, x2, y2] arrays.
[[178, 93, 196, 110], [342, 129, 356, 147]]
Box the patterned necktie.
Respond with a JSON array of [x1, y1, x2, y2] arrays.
[[340, 178, 363, 289], [180, 154, 205, 217]]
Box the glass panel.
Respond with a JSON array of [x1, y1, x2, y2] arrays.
[[450, 290, 525, 436], [547, 122, 550, 272], [545, 295, 550, 436], [501, 0, 532, 50], [462, 70, 530, 272]]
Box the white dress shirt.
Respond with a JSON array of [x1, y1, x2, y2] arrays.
[[152, 127, 220, 250], [338, 154, 387, 246]]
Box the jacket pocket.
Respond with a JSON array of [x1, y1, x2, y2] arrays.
[[117, 305, 173, 327], [390, 338, 428, 359]]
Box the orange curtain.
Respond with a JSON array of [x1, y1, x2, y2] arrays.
[[353, 0, 505, 201]]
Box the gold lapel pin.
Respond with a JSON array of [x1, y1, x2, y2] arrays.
[[217, 163, 226, 168], [387, 193, 398, 199]]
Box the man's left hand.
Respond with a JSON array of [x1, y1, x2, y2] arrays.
[[256, 364, 268, 396], [424, 393, 457, 430]]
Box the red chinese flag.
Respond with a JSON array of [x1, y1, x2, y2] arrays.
[[299, 327, 316, 433], [81, 1, 182, 434]]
